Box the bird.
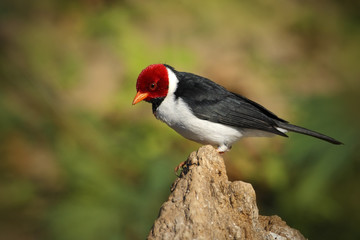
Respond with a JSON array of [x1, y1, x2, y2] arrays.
[[132, 64, 342, 156]]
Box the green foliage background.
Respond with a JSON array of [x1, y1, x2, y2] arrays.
[[0, 0, 359, 239]]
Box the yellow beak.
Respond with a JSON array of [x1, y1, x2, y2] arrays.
[[132, 92, 149, 105]]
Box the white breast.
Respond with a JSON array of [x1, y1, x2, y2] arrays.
[[156, 95, 244, 149]]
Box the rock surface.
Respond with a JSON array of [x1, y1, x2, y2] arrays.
[[148, 145, 306, 240]]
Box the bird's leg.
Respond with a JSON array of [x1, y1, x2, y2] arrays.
[[216, 144, 231, 154]]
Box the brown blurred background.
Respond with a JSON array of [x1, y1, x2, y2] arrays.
[[0, 0, 359, 239]]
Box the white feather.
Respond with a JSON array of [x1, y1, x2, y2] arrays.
[[275, 127, 288, 133]]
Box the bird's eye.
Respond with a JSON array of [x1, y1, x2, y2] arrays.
[[149, 82, 157, 90]]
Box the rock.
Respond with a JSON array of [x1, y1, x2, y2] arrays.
[[147, 145, 306, 240]]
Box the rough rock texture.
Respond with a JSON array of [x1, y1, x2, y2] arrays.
[[148, 145, 306, 240]]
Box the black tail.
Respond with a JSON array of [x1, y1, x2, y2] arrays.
[[277, 122, 343, 145]]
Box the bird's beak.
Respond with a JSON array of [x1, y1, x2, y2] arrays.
[[132, 92, 149, 105]]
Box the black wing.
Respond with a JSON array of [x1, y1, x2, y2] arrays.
[[174, 71, 288, 137]]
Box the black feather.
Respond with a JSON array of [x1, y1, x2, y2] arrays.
[[171, 67, 342, 145], [148, 97, 165, 114], [174, 70, 287, 136], [276, 122, 343, 145]]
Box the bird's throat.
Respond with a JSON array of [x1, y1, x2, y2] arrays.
[[149, 97, 165, 115]]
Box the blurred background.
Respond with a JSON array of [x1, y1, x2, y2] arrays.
[[0, 0, 359, 239]]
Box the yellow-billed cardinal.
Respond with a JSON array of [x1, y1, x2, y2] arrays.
[[132, 64, 342, 153]]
